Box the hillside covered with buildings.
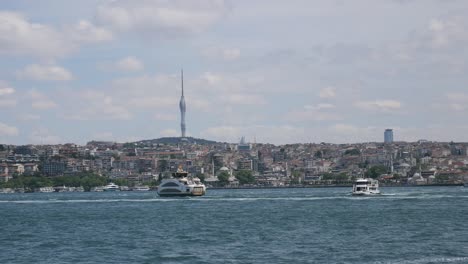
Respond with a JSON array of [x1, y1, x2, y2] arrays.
[[1, 137, 468, 191]]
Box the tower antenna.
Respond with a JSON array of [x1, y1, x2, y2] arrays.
[[179, 69, 186, 138]]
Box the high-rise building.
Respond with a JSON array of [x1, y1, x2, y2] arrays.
[[179, 70, 186, 138], [384, 129, 393, 144], [238, 136, 251, 152]]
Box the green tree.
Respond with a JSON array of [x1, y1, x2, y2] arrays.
[[435, 174, 449, 183], [321, 173, 334, 181], [113, 178, 129, 187], [235, 170, 255, 185], [291, 170, 302, 184], [196, 173, 206, 183], [81, 174, 107, 191], [217, 171, 230, 186], [365, 165, 388, 179], [314, 150, 322, 158], [335, 172, 349, 182], [344, 149, 360, 156]]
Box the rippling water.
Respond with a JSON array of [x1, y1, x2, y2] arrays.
[[1, 187, 467, 263]]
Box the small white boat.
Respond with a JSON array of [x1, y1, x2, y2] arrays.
[[352, 178, 381, 196], [0, 188, 15, 194], [120, 186, 130, 191], [91, 186, 104, 192], [103, 182, 120, 191], [132, 185, 150, 191], [157, 166, 206, 197], [37, 187, 55, 193]]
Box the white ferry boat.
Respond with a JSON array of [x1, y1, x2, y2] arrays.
[[157, 166, 206, 197], [103, 182, 120, 191], [352, 178, 381, 196]]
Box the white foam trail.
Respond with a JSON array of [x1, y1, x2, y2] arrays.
[[376, 256, 468, 264]]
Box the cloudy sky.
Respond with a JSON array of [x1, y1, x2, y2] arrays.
[[0, 0, 468, 145]]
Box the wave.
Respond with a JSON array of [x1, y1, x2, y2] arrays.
[[0, 198, 178, 204], [375, 256, 468, 264]]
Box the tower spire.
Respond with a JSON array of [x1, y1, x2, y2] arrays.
[[179, 69, 186, 138]]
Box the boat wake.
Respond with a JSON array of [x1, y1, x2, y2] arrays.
[[377, 256, 468, 264]]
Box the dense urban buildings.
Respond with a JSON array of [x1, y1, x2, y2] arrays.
[[1, 136, 468, 192]]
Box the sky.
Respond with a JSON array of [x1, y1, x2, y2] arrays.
[[1, 0, 468, 145]]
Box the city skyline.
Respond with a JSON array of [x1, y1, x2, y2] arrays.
[[1, 1, 468, 145]]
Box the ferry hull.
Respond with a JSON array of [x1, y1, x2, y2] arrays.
[[158, 192, 205, 197], [352, 192, 381, 196], [157, 188, 206, 197]]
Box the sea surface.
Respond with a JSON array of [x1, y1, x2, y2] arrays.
[[0, 187, 467, 264]]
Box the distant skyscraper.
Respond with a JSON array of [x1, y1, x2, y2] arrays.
[[384, 129, 393, 144], [238, 136, 251, 151], [179, 70, 186, 138]]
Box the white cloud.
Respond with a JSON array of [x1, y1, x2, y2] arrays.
[[32, 101, 58, 110], [427, 17, 466, 48], [92, 132, 114, 141], [61, 92, 132, 121], [18, 64, 74, 81], [0, 122, 18, 136], [0, 87, 15, 96], [29, 128, 62, 144], [116, 56, 144, 72], [220, 94, 266, 105], [96, 0, 230, 35], [319, 87, 336, 98], [128, 97, 177, 108], [68, 20, 113, 44], [446, 92, 468, 102], [18, 114, 41, 121], [154, 113, 177, 121], [0, 99, 17, 107], [200, 71, 223, 85], [160, 129, 178, 137], [0, 12, 112, 58], [284, 103, 340, 122], [200, 125, 307, 144], [28, 90, 58, 109], [100, 56, 145, 72], [354, 100, 402, 112], [304, 103, 335, 110], [328, 124, 386, 143], [0, 82, 16, 107], [330, 124, 360, 134], [222, 48, 241, 60], [445, 92, 468, 111], [203, 47, 241, 60], [449, 103, 465, 111]]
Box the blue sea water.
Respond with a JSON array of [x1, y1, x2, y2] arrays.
[[0, 187, 467, 264]]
